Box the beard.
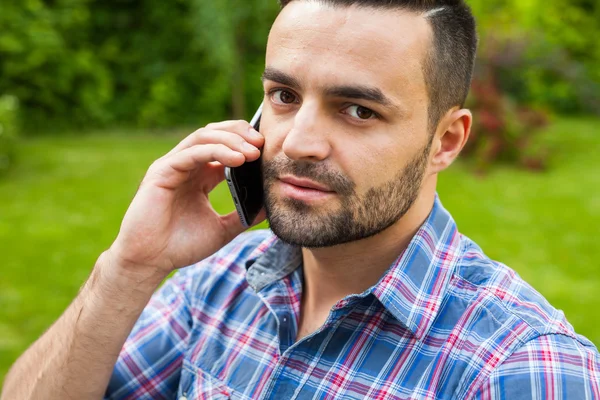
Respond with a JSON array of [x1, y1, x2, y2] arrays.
[[262, 141, 432, 248]]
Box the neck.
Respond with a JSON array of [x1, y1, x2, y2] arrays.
[[301, 181, 437, 312]]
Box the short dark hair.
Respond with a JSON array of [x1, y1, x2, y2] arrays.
[[278, 0, 478, 134]]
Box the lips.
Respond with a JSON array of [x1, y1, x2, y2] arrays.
[[278, 175, 333, 192]]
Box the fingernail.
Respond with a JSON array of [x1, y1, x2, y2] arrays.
[[248, 127, 262, 139]]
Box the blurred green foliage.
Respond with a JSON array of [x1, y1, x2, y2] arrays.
[[459, 0, 600, 170], [0, 0, 112, 130], [0, 95, 20, 176], [0, 0, 598, 134], [470, 0, 600, 115], [0, 0, 280, 133]]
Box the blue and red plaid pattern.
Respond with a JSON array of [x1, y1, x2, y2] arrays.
[[105, 196, 600, 399]]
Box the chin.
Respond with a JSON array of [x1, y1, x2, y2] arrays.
[[265, 201, 356, 248]]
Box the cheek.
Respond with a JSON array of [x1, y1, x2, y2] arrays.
[[340, 140, 418, 195], [335, 144, 389, 194], [259, 122, 288, 161]]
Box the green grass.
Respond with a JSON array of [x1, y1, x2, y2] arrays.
[[0, 117, 599, 383]]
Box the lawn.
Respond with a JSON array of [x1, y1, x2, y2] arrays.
[[1, 117, 599, 383]]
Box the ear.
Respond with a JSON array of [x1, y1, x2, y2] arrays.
[[429, 108, 472, 174]]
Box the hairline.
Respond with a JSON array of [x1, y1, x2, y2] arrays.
[[277, 0, 457, 136]]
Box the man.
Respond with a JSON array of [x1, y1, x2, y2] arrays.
[[3, 0, 599, 398]]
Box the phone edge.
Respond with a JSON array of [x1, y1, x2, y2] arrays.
[[225, 167, 251, 228], [224, 102, 265, 229]]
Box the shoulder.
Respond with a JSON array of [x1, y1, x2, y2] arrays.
[[472, 333, 600, 399], [445, 235, 600, 397], [451, 234, 580, 339]]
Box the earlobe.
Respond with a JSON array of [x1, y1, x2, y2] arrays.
[[430, 108, 472, 173]]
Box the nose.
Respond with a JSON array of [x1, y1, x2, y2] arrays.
[[281, 103, 332, 162]]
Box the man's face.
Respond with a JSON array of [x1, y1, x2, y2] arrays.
[[260, 1, 434, 247]]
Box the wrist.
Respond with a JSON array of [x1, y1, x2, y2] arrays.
[[92, 250, 168, 298]]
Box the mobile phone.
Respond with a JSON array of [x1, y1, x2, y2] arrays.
[[225, 103, 264, 228]]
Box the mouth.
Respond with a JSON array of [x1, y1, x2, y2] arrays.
[[279, 176, 333, 192], [277, 175, 335, 202]]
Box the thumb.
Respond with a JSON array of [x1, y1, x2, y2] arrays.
[[220, 210, 248, 240], [250, 208, 267, 228]]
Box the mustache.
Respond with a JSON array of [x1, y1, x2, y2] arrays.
[[262, 157, 355, 196]]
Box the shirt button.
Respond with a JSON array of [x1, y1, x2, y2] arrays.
[[282, 316, 288, 322]]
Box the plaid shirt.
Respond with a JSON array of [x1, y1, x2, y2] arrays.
[[105, 196, 600, 399]]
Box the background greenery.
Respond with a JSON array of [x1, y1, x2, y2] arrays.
[[1, 0, 599, 133], [1, 0, 599, 385]]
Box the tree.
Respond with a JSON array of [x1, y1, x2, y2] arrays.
[[189, 0, 279, 119]]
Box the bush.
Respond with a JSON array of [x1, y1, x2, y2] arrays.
[[469, 0, 600, 116], [0, 95, 20, 176], [1, 0, 598, 134], [0, 0, 280, 134], [0, 0, 112, 133], [464, 39, 551, 172]]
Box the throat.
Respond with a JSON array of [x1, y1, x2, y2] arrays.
[[294, 228, 418, 342]]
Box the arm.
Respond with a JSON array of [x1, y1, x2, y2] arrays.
[[1, 120, 265, 400], [472, 334, 600, 399], [2, 252, 166, 400], [105, 268, 194, 400]]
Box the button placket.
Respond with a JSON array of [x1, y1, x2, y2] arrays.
[[278, 312, 294, 353]]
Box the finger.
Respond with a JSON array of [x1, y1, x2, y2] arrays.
[[168, 144, 245, 172], [192, 129, 262, 161], [205, 120, 264, 147], [205, 162, 226, 191], [166, 120, 264, 157], [166, 129, 262, 162], [148, 144, 245, 189]]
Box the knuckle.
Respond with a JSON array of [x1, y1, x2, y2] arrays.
[[212, 143, 227, 155], [230, 120, 249, 133], [193, 128, 209, 141], [237, 137, 248, 149], [148, 158, 163, 170], [189, 127, 205, 139], [218, 143, 232, 153]]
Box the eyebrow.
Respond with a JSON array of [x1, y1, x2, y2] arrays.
[[261, 67, 301, 90], [261, 67, 399, 112], [324, 85, 396, 110]]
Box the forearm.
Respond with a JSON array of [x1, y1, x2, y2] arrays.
[[1, 252, 167, 400]]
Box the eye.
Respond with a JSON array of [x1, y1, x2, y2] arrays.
[[270, 89, 298, 105], [345, 105, 376, 120]]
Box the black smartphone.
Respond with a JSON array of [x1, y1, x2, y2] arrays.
[[225, 103, 264, 228]]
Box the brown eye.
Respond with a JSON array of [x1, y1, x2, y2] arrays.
[[347, 105, 375, 120], [273, 90, 297, 105], [280, 90, 296, 104], [356, 106, 374, 119]]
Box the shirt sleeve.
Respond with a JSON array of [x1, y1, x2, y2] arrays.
[[104, 269, 194, 400], [473, 333, 600, 399]]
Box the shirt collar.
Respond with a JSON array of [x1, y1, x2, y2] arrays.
[[245, 195, 462, 341], [372, 196, 462, 341], [244, 234, 302, 292]]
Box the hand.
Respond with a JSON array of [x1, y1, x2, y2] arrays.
[[105, 120, 266, 280]]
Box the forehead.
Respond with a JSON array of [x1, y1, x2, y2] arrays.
[[266, 2, 432, 98]]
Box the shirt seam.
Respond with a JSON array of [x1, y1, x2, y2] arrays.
[[466, 332, 597, 399]]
